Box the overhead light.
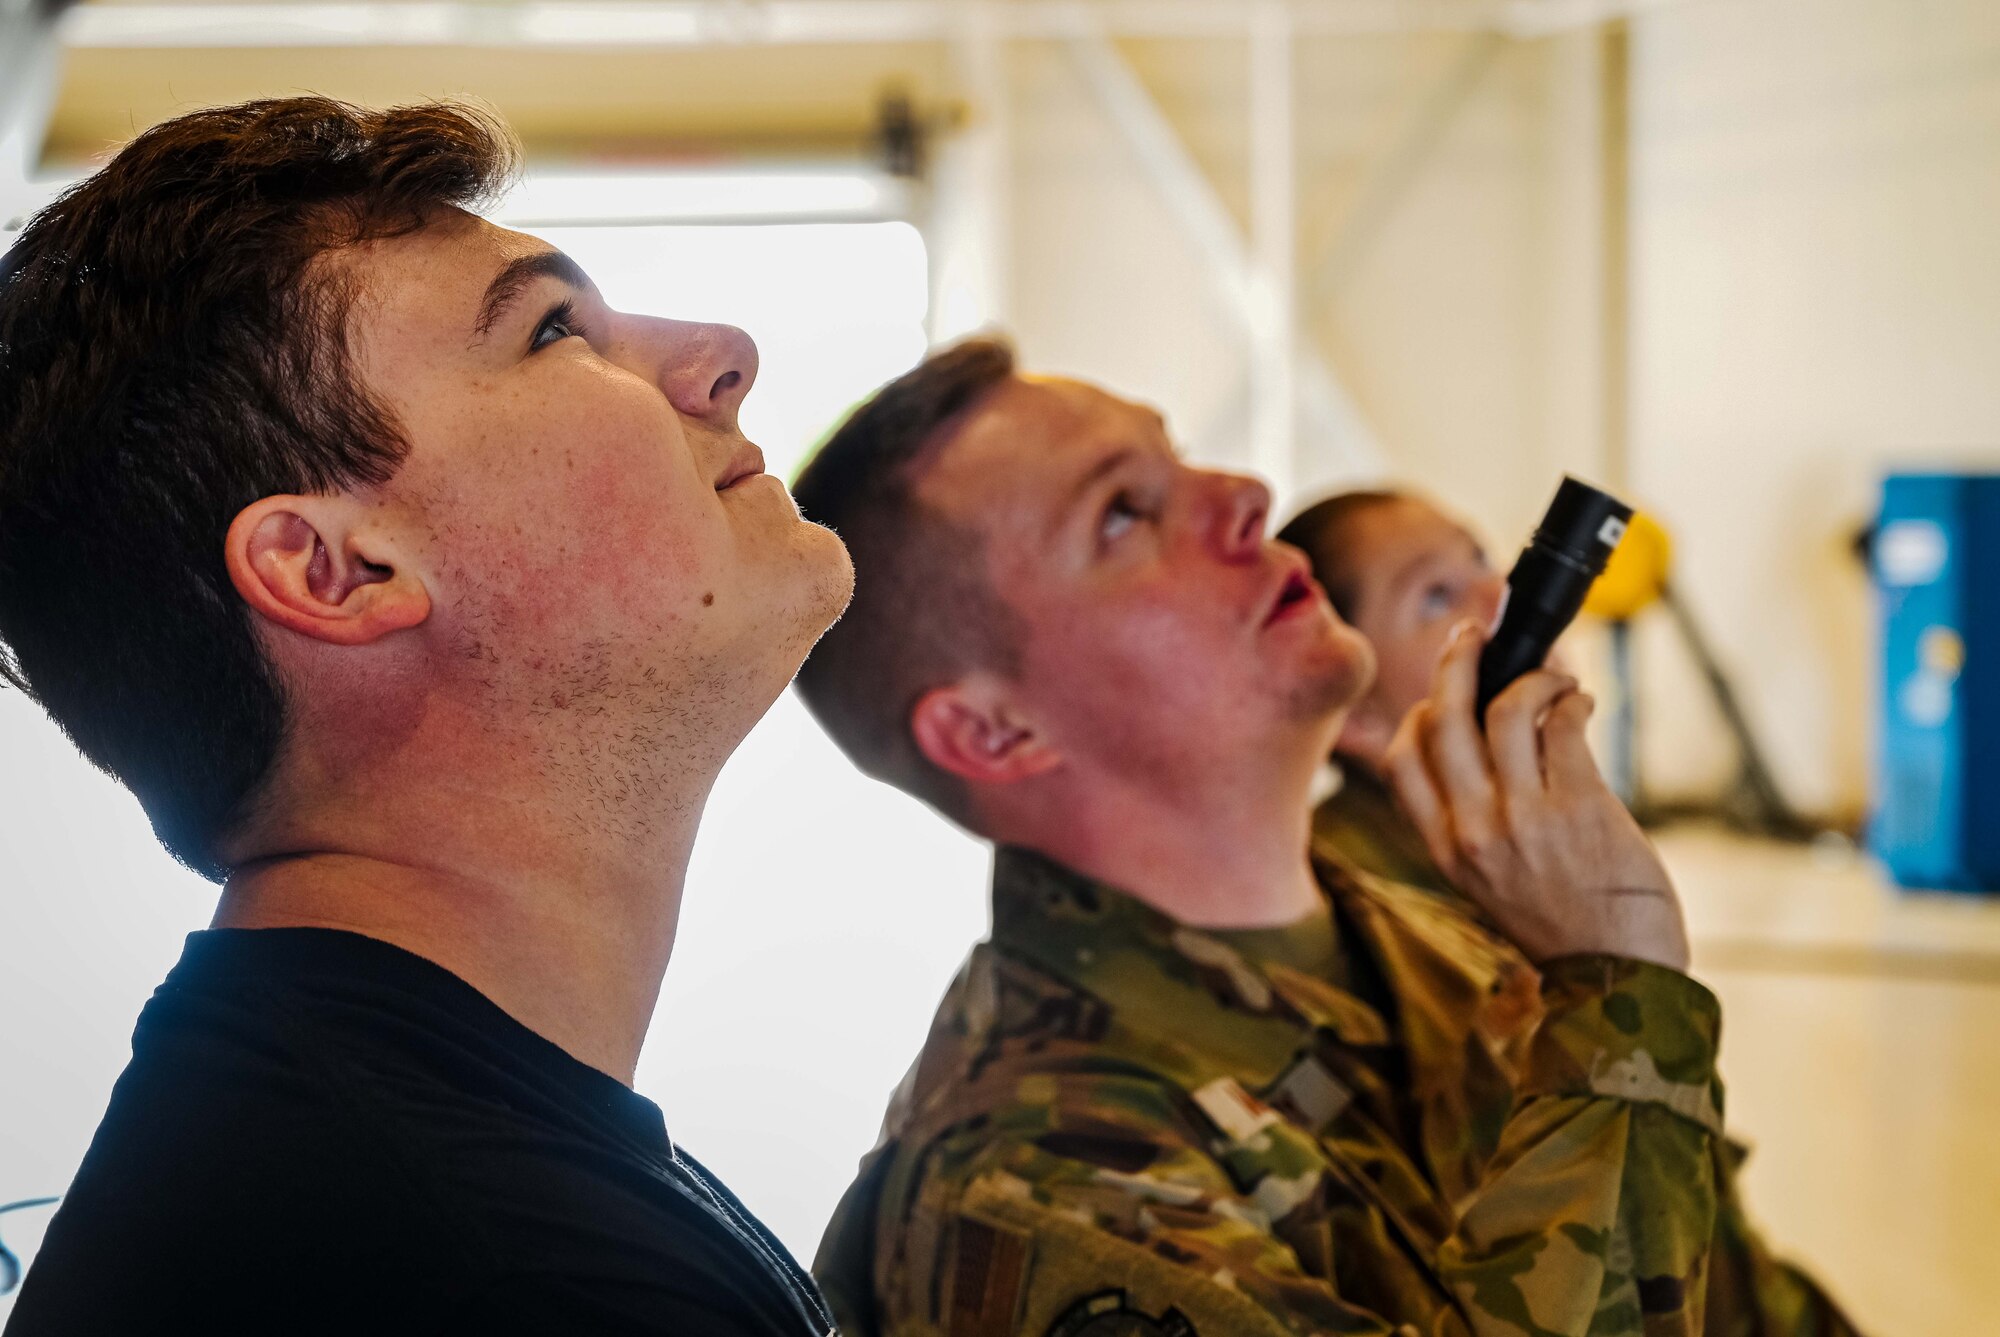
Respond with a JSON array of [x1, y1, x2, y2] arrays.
[[56, 1, 1679, 50], [54, 2, 939, 49]]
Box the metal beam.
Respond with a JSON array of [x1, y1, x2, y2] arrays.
[[1062, 26, 1256, 317], [1248, 0, 1298, 494], [0, 0, 63, 236], [1063, 15, 1384, 491], [1598, 18, 1631, 492], [1308, 29, 1502, 308], [927, 0, 1014, 339], [1064, 13, 1392, 494], [56, 0, 1697, 50]]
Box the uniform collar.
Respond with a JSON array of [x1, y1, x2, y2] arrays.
[[988, 846, 1394, 1087]]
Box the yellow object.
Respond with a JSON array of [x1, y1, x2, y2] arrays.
[[1919, 625, 1967, 679], [1584, 509, 1672, 620]]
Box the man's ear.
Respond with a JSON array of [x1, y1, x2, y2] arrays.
[[910, 677, 1061, 788], [224, 494, 430, 647]]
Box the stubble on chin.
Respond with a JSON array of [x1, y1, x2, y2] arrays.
[[811, 543, 858, 627], [781, 524, 857, 655], [1283, 640, 1373, 726]]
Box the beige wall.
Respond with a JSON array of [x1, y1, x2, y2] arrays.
[[1627, 0, 2000, 815], [1307, 30, 1612, 532]]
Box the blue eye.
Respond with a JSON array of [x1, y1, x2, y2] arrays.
[[1101, 492, 1143, 543], [530, 299, 585, 352], [1419, 583, 1456, 618]]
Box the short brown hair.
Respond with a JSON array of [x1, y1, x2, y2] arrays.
[[1277, 488, 1407, 624], [791, 339, 1022, 822], [0, 98, 516, 879]]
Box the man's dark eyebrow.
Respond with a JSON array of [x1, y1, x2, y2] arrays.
[[471, 249, 592, 341], [1051, 445, 1140, 542]]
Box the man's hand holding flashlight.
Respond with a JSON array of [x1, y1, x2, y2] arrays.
[[1384, 620, 1691, 974]]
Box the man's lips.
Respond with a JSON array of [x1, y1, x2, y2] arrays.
[[1262, 561, 1325, 627], [716, 444, 767, 491]]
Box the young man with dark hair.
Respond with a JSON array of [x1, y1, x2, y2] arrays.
[[793, 341, 1855, 1336], [0, 98, 849, 1334]]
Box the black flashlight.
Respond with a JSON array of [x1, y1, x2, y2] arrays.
[[1475, 476, 1632, 718]]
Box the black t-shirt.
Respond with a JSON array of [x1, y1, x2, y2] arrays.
[[6, 928, 833, 1336]]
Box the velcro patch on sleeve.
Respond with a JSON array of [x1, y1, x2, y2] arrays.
[[1267, 1054, 1352, 1131], [948, 1214, 1032, 1337]]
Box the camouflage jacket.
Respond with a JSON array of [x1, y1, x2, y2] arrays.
[[1310, 785, 1861, 1337], [1312, 766, 1451, 896], [817, 846, 1735, 1337]]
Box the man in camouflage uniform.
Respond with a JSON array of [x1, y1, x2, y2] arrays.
[[792, 340, 1857, 1337]]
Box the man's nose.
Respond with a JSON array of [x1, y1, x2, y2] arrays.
[[637, 317, 760, 428], [1212, 473, 1271, 560]]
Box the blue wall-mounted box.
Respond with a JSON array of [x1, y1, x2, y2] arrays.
[[1872, 473, 2000, 891]]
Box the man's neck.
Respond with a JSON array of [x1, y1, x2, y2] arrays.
[[1004, 760, 1324, 930], [214, 752, 713, 1086]]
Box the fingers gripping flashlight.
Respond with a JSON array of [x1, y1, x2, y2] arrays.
[[1475, 476, 1633, 719]]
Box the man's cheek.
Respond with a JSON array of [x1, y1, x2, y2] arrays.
[[479, 437, 703, 614], [586, 470, 705, 599], [1100, 608, 1221, 697]]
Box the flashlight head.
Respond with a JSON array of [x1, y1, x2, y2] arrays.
[[1475, 475, 1634, 717], [1533, 476, 1633, 576]]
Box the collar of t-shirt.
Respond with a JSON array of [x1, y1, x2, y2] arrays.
[[174, 926, 675, 1152]]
